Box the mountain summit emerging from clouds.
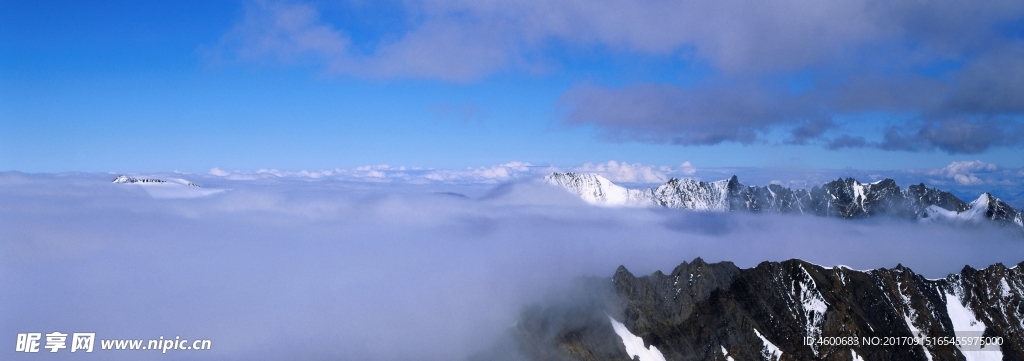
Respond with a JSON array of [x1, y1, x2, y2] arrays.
[[546, 172, 1024, 232], [112, 175, 201, 187]]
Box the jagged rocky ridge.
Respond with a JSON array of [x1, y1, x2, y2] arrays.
[[112, 175, 200, 187], [545, 172, 1024, 232], [483, 259, 1024, 361]]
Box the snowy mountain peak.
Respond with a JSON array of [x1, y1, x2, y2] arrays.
[[113, 175, 164, 184], [544, 172, 655, 207], [971, 192, 993, 208], [112, 175, 200, 187], [109, 175, 228, 199]]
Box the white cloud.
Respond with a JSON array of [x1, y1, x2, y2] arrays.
[[352, 164, 397, 179], [573, 160, 669, 183], [927, 160, 998, 186], [679, 161, 697, 175], [422, 161, 533, 183], [204, 162, 534, 184], [940, 160, 998, 175], [203, 161, 707, 185], [953, 174, 983, 186], [570, 160, 698, 183]]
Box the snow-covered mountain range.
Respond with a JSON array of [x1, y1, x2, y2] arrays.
[[546, 172, 1024, 232], [482, 258, 1023, 361]]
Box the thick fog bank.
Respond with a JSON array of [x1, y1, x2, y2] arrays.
[[1, 173, 1021, 360]]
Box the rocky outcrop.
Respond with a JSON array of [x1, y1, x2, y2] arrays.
[[489, 259, 1024, 360]]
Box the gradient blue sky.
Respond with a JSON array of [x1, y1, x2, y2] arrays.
[[2, 0, 1023, 173]]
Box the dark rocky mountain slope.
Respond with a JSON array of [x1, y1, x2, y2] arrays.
[[479, 259, 1023, 361]]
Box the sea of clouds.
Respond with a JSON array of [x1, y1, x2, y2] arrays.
[[2, 171, 1022, 360]]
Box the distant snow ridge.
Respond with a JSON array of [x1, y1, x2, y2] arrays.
[[653, 177, 730, 211], [546, 172, 1024, 232], [113, 175, 200, 187], [543, 172, 729, 210], [111, 175, 224, 199]]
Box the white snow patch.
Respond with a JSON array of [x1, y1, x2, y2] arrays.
[[753, 328, 782, 361], [1001, 278, 1012, 299], [923, 347, 935, 361], [898, 284, 925, 337], [795, 265, 828, 355], [918, 194, 992, 225], [898, 283, 935, 359], [852, 180, 868, 211], [608, 316, 667, 361], [851, 349, 865, 361], [945, 291, 985, 332], [721, 346, 735, 361], [835, 265, 872, 273], [944, 291, 1003, 360]]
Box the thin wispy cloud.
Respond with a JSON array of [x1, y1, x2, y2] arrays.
[[202, 160, 706, 188], [207, 161, 536, 184]]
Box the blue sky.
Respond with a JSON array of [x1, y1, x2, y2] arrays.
[[2, 0, 1024, 174]]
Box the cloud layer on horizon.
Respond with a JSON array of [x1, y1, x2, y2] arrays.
[[202, 160, 701, 186], [195, 159, 1024, 199]]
